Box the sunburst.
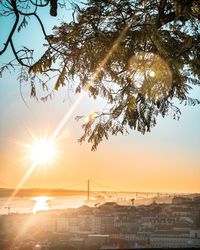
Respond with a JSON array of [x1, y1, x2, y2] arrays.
[[29, 138, 57, 166]]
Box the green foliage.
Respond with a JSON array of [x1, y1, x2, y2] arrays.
[[29, 50, 54, 74], [54, 63, 67, 90], [1, 0, 200, 150]]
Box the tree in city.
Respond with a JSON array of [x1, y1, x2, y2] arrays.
[[0, 0, 200, 150]]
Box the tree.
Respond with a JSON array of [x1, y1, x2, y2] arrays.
[[0, 0, 200, 150]]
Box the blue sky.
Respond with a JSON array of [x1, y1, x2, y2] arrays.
[[0, 2, 200, 193]]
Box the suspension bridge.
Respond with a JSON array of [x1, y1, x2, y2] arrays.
[[0, 177, 177, 200]]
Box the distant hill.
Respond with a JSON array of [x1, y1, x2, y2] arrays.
[[0, 188, 198, 199], [0, 188, 86, 197]]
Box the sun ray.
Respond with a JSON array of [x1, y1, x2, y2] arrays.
[[11, 140, 33, 149], [11, 213, 36, 248], [26, 127, 38, 141], [50, 93, 85, 140], [50, 23, 130, 142], [2, 135, 58, 212], [2, 22, 132, 213], [2, 162, 37, 211]]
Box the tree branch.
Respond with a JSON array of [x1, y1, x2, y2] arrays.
[[30, 0, 50, 7], [10, 39, 30, 67], [34, 12, 65, 55], [156, 11, 176, 28], [0, 0, 19, 55]]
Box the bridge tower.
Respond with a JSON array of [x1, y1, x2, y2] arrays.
[[87, 179, 90, 200]]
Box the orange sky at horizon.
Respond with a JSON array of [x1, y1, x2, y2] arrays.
[[0, 89, 199, 194]]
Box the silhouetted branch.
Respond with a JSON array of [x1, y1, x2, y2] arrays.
[[0, 0, 19, 55], [30, 0, 50, 7], [10, 39, 30, 67]]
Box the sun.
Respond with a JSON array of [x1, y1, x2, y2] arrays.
[[30, 138, 57, 165]]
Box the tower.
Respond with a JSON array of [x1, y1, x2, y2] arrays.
[[87, 179, 90, 200]]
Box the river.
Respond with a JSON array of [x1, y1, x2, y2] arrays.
[[0, 195, 86, 214], [0, 194, 172, 214]]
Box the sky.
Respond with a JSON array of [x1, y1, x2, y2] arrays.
[[0, 2, 200, 194]]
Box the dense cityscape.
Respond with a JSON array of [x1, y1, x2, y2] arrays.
[[0, 195, 200, 249]]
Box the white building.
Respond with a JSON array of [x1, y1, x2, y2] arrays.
[[150, 229, 200, 248]]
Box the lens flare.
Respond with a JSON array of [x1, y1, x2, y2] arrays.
[[148, 70, 155, 78], [129, 52, 172, 101], [86, 112, 98, 123]]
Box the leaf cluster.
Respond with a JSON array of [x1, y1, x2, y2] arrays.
[[1, 0, 200, 150]]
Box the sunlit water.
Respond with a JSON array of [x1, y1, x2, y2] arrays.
[[0, 195, 86, 214], [0, 194, 172, 214], [32, 196, 51, 213]]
